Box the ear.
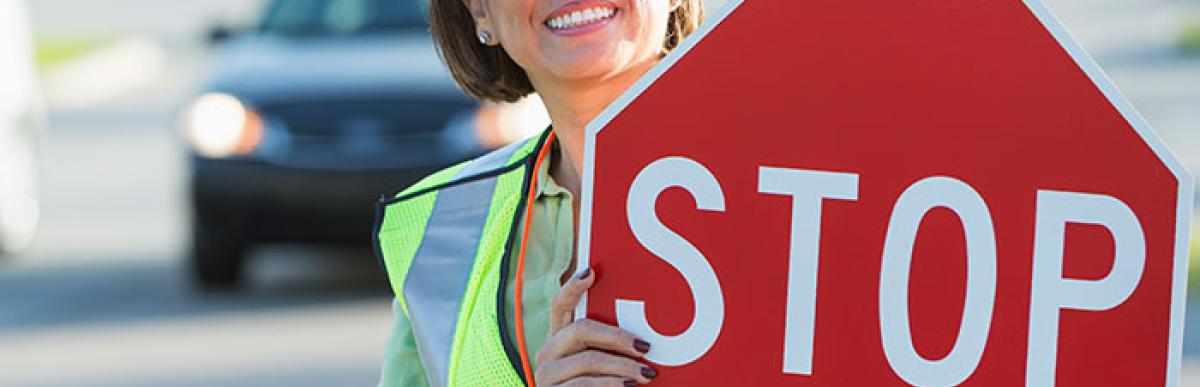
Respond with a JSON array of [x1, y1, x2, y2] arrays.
[[462, 0, 489, 23], [462, 0, 496, 44]]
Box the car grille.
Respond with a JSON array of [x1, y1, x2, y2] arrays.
[[248, 97, 480, 171], [263, 98, 474, 137]]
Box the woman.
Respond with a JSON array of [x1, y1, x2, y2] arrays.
[[375, 1, 704, 386]]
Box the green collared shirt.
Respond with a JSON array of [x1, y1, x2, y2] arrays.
[[379, 150, 575, 386]]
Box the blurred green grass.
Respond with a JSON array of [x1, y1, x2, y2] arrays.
[[1191, 230, 1200, 290], [34, 37, 114, 69], [1181, 17, 1200, 55]]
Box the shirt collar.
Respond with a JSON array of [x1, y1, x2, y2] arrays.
[[535, 139, 572, 200]]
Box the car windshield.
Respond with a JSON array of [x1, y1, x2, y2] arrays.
[[260, 0, 427, 36]]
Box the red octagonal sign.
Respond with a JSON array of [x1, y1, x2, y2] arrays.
[[577, 0, 1195, 386]]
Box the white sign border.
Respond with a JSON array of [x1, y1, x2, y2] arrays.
[[574, 1, 1195, 385], [1020, 2, 1194, 385]]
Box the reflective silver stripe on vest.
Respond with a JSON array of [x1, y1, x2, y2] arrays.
[[403, 139, 529, 387]]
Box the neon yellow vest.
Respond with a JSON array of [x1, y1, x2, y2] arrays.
[[374, 131, 550, 387]]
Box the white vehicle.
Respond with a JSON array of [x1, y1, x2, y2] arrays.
[[0, 0, 43, 255]]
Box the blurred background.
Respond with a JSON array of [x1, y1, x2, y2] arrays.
[[0, 0, 1197, 385]]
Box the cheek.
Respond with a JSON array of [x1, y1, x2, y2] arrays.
[[493, 1, 537, 40], [491, 3, 541, 64], [628, 1, 672, 53]]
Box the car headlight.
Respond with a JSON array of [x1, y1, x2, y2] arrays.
[[181, 93, 263, 158]]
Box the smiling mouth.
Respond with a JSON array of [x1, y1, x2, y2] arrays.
[[545, 6, 618, 30]]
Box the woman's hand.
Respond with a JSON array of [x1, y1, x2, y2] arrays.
[[534, 268, 658, 387]]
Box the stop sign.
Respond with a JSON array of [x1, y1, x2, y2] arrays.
[[577, 0, 1194, 386]]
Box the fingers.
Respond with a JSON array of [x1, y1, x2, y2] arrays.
[[558, 376, 641, 387], [538, 350, 656, 386], [538, 269, 659, 387], [537, 319, 651, 364], [550, 267, 595, 334]]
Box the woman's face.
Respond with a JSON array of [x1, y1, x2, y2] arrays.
[[467, 0, 674, 86]]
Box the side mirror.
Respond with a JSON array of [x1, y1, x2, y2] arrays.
[[207, 25, 237, 46]]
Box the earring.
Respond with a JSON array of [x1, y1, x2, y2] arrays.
[[478, 30, 492, 45]]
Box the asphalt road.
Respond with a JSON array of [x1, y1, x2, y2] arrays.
[[2, 0, 1199, 386], [0, 75, 395, 386]]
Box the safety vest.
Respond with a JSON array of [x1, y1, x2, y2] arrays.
[[374, 131, 551, 387]]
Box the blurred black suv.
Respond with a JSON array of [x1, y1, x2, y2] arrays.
[[180, 0, 522, 288]]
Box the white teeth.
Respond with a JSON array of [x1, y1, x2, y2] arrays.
[[546, 6, 617, 30]]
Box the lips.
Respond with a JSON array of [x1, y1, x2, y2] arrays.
[[544, 2, 619, 31]]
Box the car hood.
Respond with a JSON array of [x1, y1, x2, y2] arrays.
[[206, 33, 466, 104]]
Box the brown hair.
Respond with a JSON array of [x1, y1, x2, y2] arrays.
[[430, 1, 705, 103]]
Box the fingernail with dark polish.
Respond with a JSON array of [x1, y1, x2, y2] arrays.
[[577, 268, 592, 280], [641, 366, 658, 379], [634, 339, 651, 353], [624, 379, 637, 387]]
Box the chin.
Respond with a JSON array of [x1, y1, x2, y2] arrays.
[[554, 58, 626, 80], [523, 1, 665, 86], [543, 44, 646, 82]]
